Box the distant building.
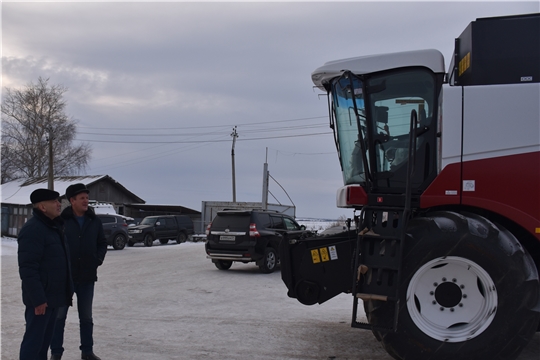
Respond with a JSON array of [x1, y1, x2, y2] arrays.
[[1, 175, 145, 237], [1, 175, 202, 237]]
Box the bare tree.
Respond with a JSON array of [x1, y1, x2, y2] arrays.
[[328, 214, 349, 228], [1, 77, 92, 183]]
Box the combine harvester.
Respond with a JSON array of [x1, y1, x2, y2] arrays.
[[281, 13, 540, 360]]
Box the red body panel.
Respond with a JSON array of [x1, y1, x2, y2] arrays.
[[420, 163, 461, 208], [421, 152, 540, 241]]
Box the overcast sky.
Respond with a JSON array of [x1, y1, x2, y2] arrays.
[[2, 1, 538, 219]]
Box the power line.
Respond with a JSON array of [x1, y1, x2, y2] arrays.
[[78, 115, 334, 172], [76, 123, 329, 137], [88, 133, 231, 172], [76, 131, 332, 144], [78, 115, 328, 131]]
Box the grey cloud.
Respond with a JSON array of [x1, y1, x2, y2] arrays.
[[2, 1, 538, 218]]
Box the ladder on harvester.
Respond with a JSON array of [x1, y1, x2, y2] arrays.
[[351, 110, 418, 332], [351, 206, 409, 331]]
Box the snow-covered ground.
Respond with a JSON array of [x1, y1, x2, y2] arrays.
[[2, 236, 539, 360], [1, 236, 17, 256], [297, 219, 338, 232], [2, 235, 385, 360]]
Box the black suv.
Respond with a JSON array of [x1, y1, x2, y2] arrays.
[[127, 215, 194, 247], [96, 214, 131, 250], [205, 210, 308, 273]]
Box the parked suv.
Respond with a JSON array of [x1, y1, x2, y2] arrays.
[[96, 214, 131, 250], [205, 210, 309, 273], [127, 215, 194, 247]]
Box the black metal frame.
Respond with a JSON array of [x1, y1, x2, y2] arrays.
[[351, 110, 418, 331]]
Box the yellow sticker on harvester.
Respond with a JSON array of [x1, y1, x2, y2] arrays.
[[320, 247, 330, 262], [311, 249, 321, 264]]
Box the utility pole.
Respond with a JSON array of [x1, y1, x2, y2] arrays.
[[39, 114, 54, 191], [261, 148, 269, 210], [231, 126, 238, 202], [47, 126, 54, 190]]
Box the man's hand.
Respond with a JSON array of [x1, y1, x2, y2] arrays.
[[34, 303, 47, 315]]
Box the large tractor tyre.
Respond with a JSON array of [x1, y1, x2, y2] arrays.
[[365, 211, 540, 360], [259, 247, 278, 274], [143, 233, 154, 247], [112, 234, 127, 250]]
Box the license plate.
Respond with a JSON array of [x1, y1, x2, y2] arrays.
[[220, 235, 235, 241]]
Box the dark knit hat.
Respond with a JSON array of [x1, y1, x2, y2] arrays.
[[30, 188, 60, 204], [65, 183, 90, 200]]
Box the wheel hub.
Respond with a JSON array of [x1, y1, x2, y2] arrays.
[[406, 256, 497, 342], [267, 252, 276, 267], [434, 281, 462, 308]]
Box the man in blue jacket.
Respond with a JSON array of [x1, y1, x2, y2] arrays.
[[50, 183, 107, 360], [18, 188, 73, 360]]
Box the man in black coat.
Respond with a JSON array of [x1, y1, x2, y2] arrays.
[[18, 189, 73, 360], [50, 184, 107, 360]]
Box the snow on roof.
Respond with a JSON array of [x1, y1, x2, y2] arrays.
[[1, 175, 106, 205]]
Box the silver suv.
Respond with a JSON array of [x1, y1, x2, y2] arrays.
[[97, 214, 131, 250]]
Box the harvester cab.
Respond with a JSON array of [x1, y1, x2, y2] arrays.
[[282, 49, 446, 317]]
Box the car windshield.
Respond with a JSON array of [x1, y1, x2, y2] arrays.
[[140, 217, 157, 225]]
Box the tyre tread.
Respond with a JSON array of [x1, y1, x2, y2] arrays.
[[365, 211, 540, 360]]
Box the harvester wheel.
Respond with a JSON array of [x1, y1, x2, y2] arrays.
[[365, 211, 540, 360]]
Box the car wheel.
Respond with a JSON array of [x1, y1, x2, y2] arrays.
[[112, 233, 126, 250], [143, 233, 154, 247], [176, 232, 187, 244], [364, 211, 540, 360], [159, 239, 168, 245], [259, 247, 278, 274], [214, 260, 232, 270]]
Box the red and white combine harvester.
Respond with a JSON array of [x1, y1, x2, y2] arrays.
[[281, 13, 540, 360]]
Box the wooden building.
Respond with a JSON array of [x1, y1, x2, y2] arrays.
[[1, 175, 143, 237]]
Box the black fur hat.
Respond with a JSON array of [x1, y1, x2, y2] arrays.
[[65, 183, 90, 200], [30, 188, 60, 204]]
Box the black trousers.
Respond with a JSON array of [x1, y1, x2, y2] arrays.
[[20, 306, 59, 360]]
